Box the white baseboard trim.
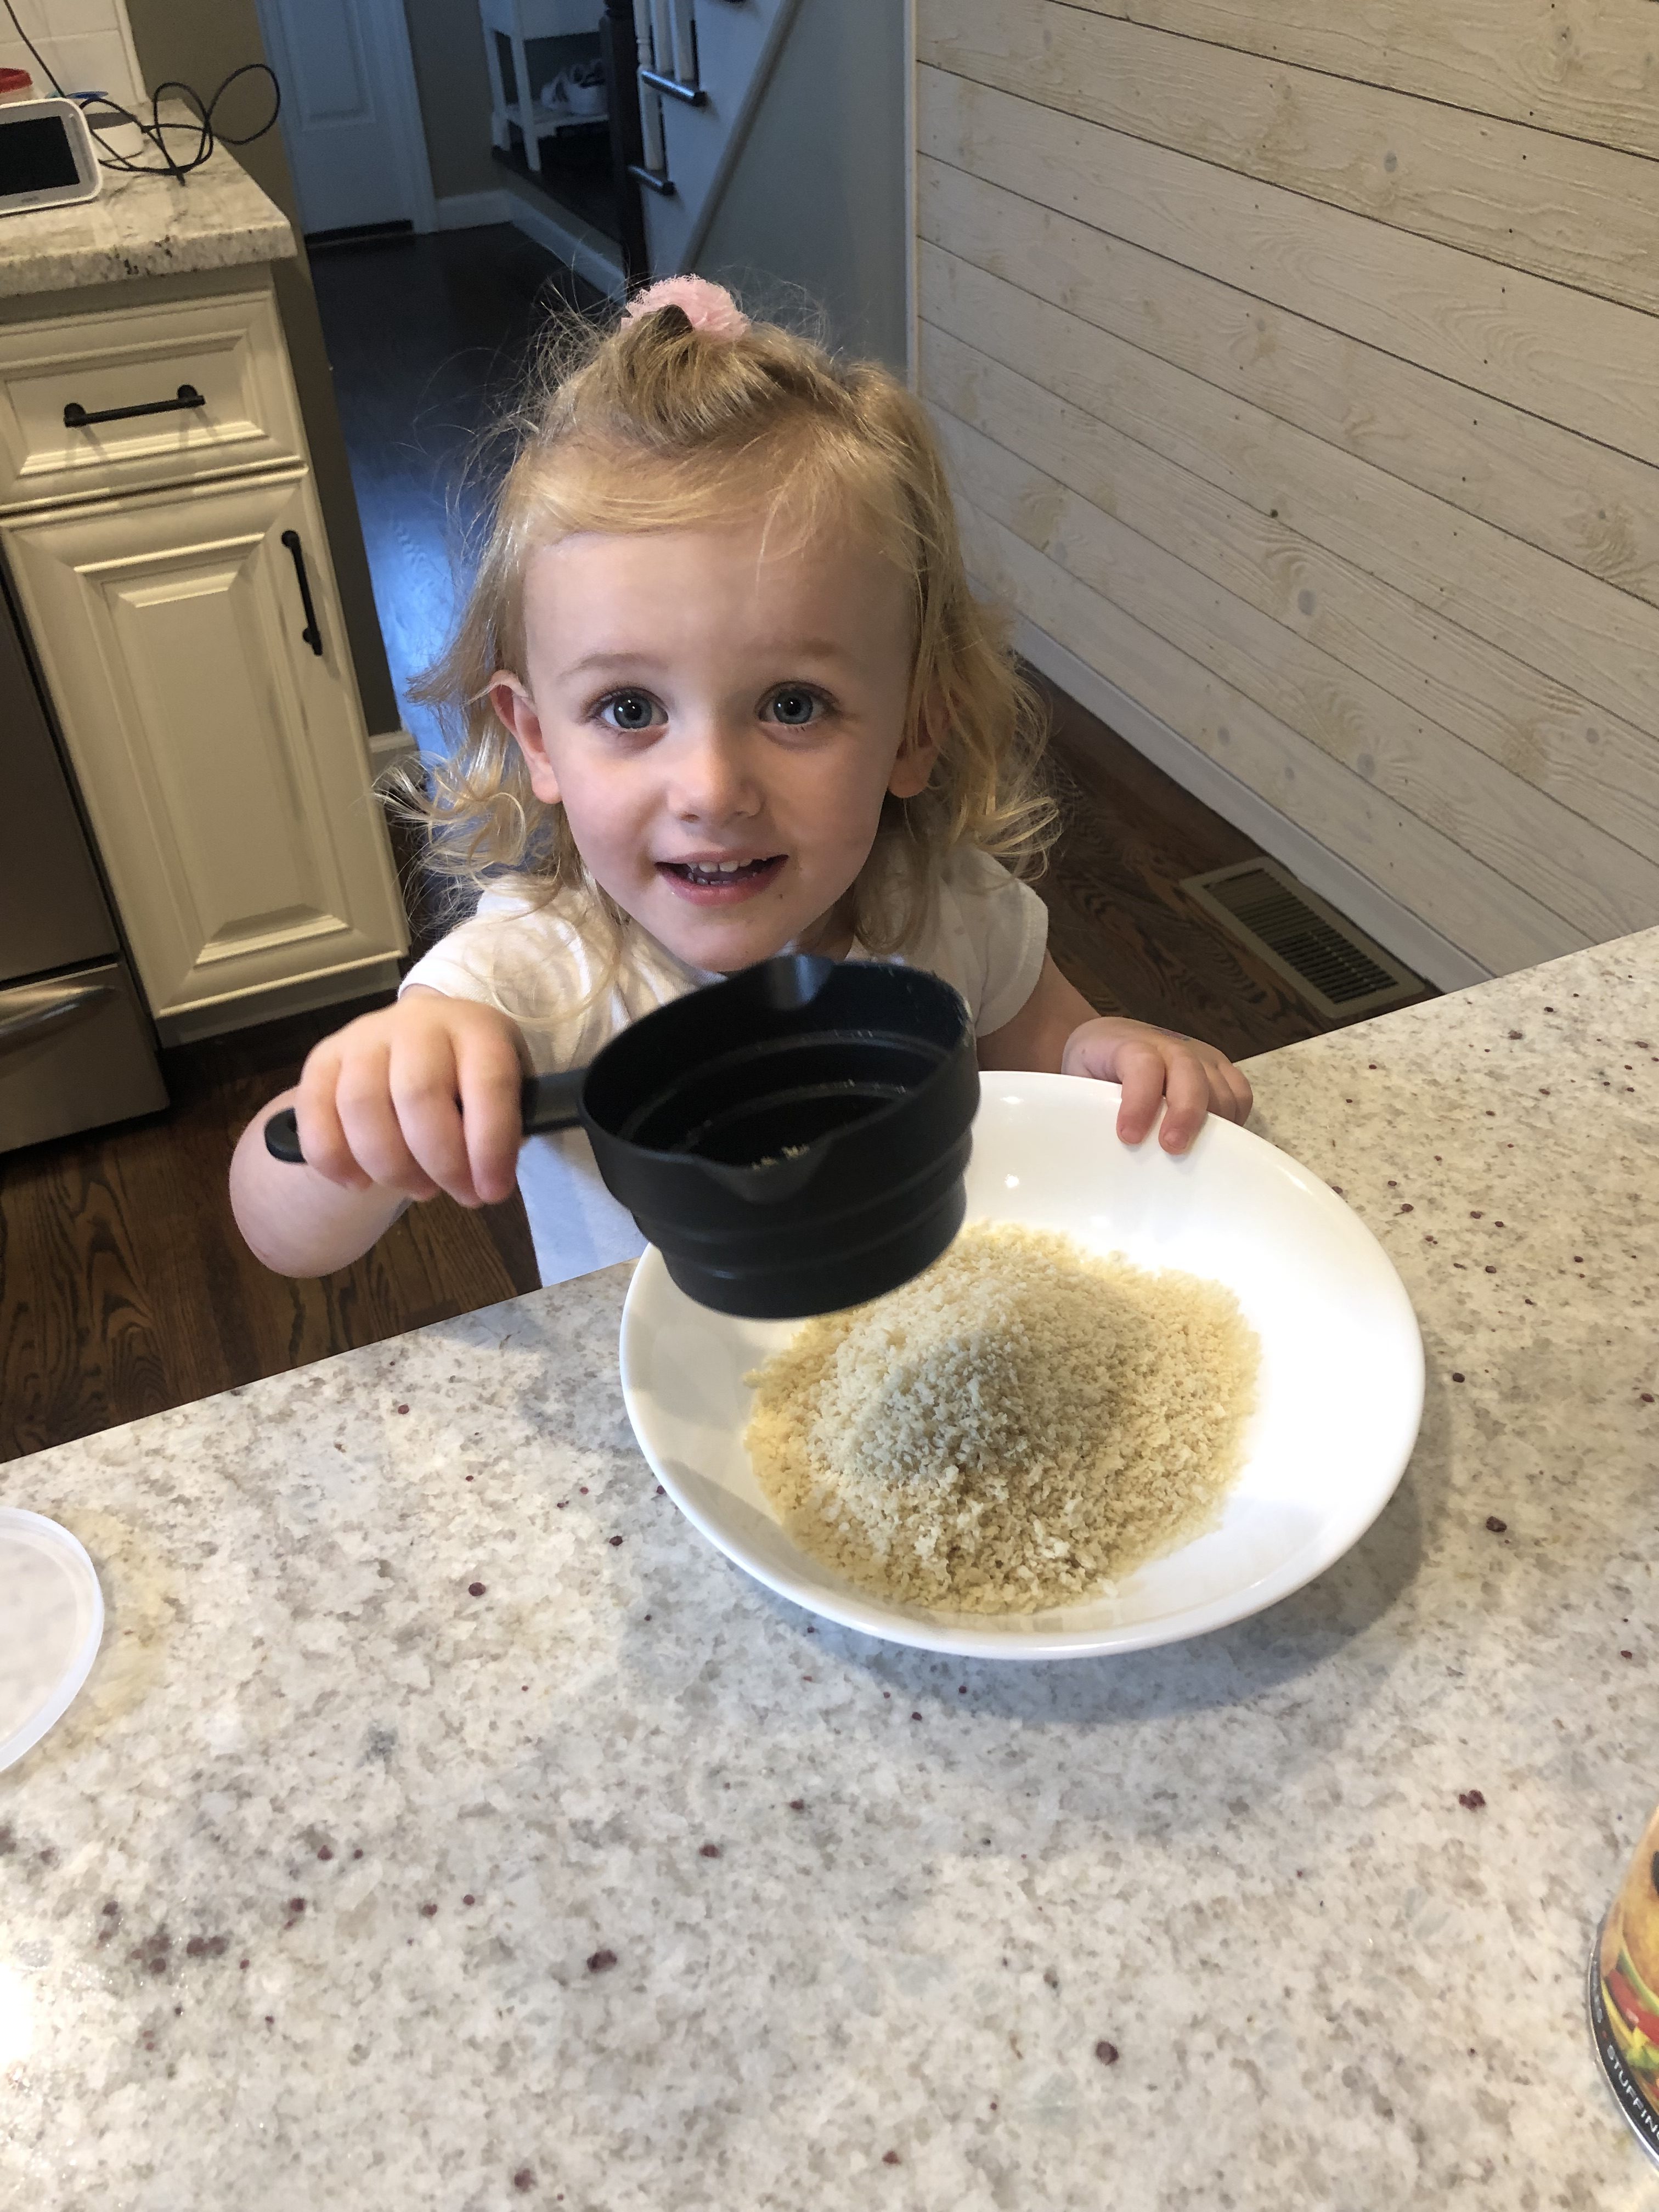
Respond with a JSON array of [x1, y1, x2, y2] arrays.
[[368, 726, 421, 768], [436, 190, 512, 230], [1013, 614, 1491, 996], [436, 183, 627, 298], [502, 190, 627, 300], [156, 956, 406, 1046]]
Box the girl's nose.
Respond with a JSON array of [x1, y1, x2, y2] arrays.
[[667, 726, 761, 823]]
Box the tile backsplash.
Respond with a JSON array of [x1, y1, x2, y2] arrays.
[[0, 0, 145, 111]]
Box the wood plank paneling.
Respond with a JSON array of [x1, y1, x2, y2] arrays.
[[1054, 0, 1659, 165], [921, 0, 1659, 313], [921, 306, 1659, 872], [917, 5, 1659, 976], [937, 401, 1659, 943], [918, 159, 1659, 610], [915, 222, 1659, 752], [919, 67, 1659, 469], [964, 505, 1583, 974]]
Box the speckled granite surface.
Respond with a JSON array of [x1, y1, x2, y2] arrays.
[[0, 114, 292, 299], [3, 930, 1659, 2210]]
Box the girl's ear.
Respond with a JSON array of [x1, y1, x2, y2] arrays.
[[887, 690, 944, 801], [488, 673, 561, 805]]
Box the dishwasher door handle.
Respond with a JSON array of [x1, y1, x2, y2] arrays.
[[0, 978, 115, 1055]]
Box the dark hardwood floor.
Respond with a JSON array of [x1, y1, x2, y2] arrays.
[[1031, 675, 1375, 1060], [0, 987, 541, 1466], [307, 224, 605, 752], [0, 227, 1424, 1465]]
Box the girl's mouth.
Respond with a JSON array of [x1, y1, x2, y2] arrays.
[[658, 855, 786, 904]]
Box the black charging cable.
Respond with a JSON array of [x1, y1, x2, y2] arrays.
[[1, 0, 280, 183]]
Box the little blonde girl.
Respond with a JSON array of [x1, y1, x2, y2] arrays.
[[230, 279, 1251, 1286]]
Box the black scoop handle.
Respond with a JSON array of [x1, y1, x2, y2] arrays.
[[262, 1068, 588, 1165]]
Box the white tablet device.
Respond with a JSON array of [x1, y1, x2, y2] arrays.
[[0, 97, 100, 218]]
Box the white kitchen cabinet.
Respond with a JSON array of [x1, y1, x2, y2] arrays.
[[0, 263, 408, 1037], [1, 467, 407, 1025]]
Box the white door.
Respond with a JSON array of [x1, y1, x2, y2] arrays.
[[254, 0, 437, 236], [1, 469, 408, 1020]]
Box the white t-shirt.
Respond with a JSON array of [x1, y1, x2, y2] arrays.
[[400, 845, 1048, 1285]]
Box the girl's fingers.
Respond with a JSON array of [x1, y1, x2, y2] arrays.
[[1113, 1040, 1169, 1146], [391, 1035, 483, 1204], [1205, 1058, 1251, 1126], [293, 1046, 371, 1191], [1158, 1051, 1214, 1154], [456, 1033, 526, 1205], [338, 1046, 439, 1200], [1066, 1018, 1252, 1146], [390, 1019, 524, 1207], [279, 1002, 531, 1206]]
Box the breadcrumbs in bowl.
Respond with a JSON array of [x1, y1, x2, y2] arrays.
[[743, 1223, 1259, 1613]]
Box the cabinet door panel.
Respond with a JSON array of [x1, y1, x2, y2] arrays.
[[1, 472, 407, 1018], [108, 536, 340, 961]]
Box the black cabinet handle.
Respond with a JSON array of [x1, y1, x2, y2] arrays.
[[63, 383, 206, 430], [280, 528, 324, 657]]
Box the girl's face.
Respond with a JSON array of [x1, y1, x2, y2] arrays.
[[489, 511, 934, 973]]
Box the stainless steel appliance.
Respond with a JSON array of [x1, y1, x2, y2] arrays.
[[1, 572, 166, 1153]]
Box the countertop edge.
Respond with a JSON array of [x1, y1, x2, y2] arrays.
[[0, 110, 298, 303]]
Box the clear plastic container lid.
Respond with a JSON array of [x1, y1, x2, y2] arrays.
[[0, 1509, 103, 1773]]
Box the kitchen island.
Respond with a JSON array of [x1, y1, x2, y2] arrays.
[[2, 931, 1657, 2210]]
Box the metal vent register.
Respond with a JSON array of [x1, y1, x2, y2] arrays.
[[1181, 859, 1425, 1020]]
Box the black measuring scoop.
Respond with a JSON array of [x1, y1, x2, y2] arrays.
[[264, 956, 979, 1319]]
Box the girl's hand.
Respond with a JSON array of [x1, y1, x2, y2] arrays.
[[294, 988, 529, 1207], [1062, 1017, 1252, 1154], [978, 956, 1250, 1154]]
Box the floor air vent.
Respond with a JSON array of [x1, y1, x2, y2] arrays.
[[1180, 859, 1426, 1021]]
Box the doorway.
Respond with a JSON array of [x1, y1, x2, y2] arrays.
[[253, 0, 436, 239]]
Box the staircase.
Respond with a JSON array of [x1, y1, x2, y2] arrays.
[[582, 0, 905, 363], [613, 0, 805, 278]]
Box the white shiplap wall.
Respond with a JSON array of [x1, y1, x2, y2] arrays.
[[917, 0, 1659, 983]]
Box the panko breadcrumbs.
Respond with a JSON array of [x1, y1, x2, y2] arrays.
[[743, 1222, 1258, 1613]]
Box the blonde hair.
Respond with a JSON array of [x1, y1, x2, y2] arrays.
[[400, 294, 1054, 960]]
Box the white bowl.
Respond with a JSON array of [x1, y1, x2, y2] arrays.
[[619, 1075, 1423, 1658]]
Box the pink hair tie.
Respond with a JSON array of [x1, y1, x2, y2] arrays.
[[622, 275, 750, 341]]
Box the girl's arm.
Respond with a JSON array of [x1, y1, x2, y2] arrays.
[[228, 989, 529, 1278], [229, 1087, 412, 1276], [976, 953, 1252, 1154]]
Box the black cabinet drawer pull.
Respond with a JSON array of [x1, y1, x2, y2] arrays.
[[280, 529, 324, 656], [63, 383, 207, 430]]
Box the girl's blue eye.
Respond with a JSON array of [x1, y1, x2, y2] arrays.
[[601, 690, 660, 732], [767, 686, 821, 727]]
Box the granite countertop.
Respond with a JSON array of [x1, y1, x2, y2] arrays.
[[0, 110, 293, 300], [3, 931, 1658, 2210]]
